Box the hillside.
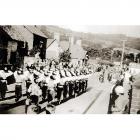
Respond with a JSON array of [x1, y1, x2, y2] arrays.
[[38, 25, 140, 60]]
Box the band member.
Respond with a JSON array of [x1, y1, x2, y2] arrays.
[[0, 66, 13, 99], [107, 72, 112, 82], [47, 75, 57, 103], [0, 76, 7, 100], [24, 66, 34, 96], [68, 80, 75, 98], [41, 80, 48, 101], [74, 79, 80, 97], [63, 81, 69, 99], [28, 78, 42, 103], [14, 68, 24, 102], [99, 73, 104, 83], [56, 72, 65, 104]]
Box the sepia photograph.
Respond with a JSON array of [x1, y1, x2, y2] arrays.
[[1, 1, 140, 140], [0, 25, 140, 114]]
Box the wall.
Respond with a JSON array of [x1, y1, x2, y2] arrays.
[[130, 86, 140, 114], [46, 41, 60, 60]]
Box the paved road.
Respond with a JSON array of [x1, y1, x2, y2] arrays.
[[55, 73, 112, 114]]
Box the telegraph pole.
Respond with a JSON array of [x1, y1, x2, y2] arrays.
[[111, 49, 114, 62], [120, 40, 126, 69]]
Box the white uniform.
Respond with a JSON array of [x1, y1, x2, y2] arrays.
[[24, 70, 34, 83], [28, 83, 42, 96], [0, 70, 13, 80], [14, 71, 25, 85]]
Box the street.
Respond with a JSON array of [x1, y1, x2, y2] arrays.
[[0, 72, 113, 114]]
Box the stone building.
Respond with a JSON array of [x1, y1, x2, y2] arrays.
[[0, 25, 48, 67]]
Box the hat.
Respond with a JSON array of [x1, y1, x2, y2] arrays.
[[50, 75, 56, 80], [52, 71, 57, 75], [44, 72, 49, 76]]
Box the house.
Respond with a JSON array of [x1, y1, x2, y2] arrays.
[[46, 33, 62, 61], [69, 38, 87, 66]]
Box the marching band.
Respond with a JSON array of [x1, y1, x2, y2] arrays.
[[0, 62, 92, 114]]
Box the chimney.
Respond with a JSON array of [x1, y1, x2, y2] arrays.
[[76, 39, 82, 46], [69, 36, 74, 46], [54, 32, 60, 43]]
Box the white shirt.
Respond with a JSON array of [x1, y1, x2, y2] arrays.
[[28, 83, 42, 96], [14, 71, 24, 83], [24, 71, 34, 82], [0, 70, 13, 79]]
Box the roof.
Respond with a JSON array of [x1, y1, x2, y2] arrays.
[[0, 26, 25, 41], [70, 44, 87, 59], [25, 26, 48, 38], [47, 39, 56, 48]]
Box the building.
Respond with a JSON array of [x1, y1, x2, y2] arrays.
[[0, 26, 27, 67], [0, 25, 48, 67], [69, 38, 87, 66], [46, 33, 63, 61]]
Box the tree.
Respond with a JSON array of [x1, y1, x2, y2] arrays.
[[59, 49, 71, 63]]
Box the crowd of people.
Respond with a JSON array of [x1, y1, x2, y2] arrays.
[[0, 61, 92, 114], [0, 59, 137, 114], [97, 64, 135, 114]]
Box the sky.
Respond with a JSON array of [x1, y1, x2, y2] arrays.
[[60, 25, 140, 38]]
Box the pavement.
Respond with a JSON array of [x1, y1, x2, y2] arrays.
[[0, 72, 113, 114]]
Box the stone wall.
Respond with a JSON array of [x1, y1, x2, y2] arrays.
[[130, 84, 140, 114]]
